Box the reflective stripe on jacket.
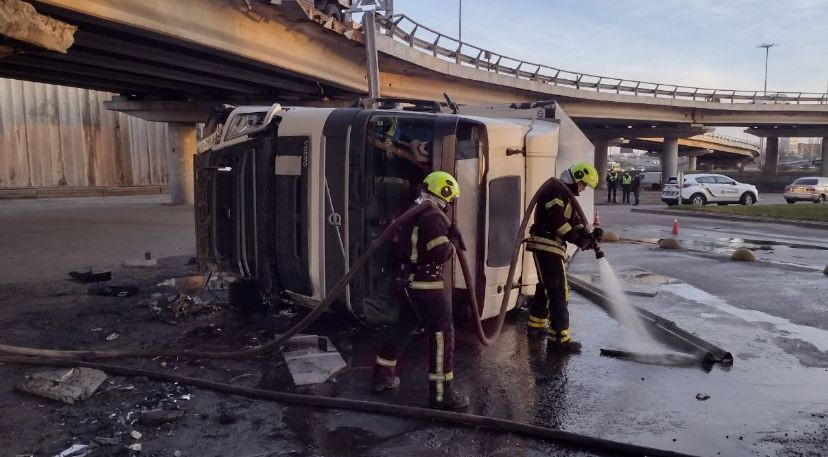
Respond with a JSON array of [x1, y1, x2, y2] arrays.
[[526, 184, 586, 259], [407, 205, 453, 289]]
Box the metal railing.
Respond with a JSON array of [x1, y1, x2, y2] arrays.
[[696, 133, 761, 148], [377, 14, 828, 105]]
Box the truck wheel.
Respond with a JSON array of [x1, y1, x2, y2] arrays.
[[740, 193, 755, 205], [690, 193, 706, 207]]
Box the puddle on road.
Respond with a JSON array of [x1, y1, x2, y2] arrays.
[[663, 282, 828, 352], [683, 237, 828, 254]]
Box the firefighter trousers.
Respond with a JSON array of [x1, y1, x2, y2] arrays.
[[528, 252, 570, 333], [377, 287, 455, 382]]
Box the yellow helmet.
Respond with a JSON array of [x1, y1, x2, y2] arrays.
[[423, 171, 460, 203], [569, 162, 599, 189]]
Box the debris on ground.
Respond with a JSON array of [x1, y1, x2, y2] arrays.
[[696, 393, 711, 401], [105, 332, 119, 341], [130, 430, 142, 440], [68, 270, 112, 283], [282, 335, 346, 386], [138, 408, 186, 425], [55, 443, 94, 457], [659, 238, 681, 249], [127, 443, 142, 451], [16, 368, 107, 404], [124, 251, 158, 268], [731, 247, 757, 261], [170, 294, 220, 319], [88, 285, 139, 297]]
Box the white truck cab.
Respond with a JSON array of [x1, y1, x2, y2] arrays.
[[195, 99, 594, 323]]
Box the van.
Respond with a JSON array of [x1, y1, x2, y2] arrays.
[[194, 99, 595, 323], [639, 171, 662, 190]]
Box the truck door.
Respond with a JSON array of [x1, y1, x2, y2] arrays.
[[479, 123, 527, 320]]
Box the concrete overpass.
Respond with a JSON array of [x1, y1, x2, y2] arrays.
[[2, 0, 827, 201]]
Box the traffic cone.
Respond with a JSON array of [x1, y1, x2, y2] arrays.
[[594, 209, 601, 226], [671, 219, 679, 236]]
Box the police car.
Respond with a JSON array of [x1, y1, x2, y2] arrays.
[[661, 173, 759, 206]]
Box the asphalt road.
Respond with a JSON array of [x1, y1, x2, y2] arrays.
[[1, 194, 826, 456]]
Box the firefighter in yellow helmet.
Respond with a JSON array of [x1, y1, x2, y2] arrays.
[[525, 162, 603, 352], [373, 171, 469, 410]]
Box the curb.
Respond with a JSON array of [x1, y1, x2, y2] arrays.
[[630, 207, 828, 230], [0, 186, 169, 200]]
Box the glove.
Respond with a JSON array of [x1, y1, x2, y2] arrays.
[[591, 227, 604, 243], [448, 224, 467, 251], [576, 228, 595, 251]]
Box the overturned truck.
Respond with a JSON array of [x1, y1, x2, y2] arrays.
[[195, 100, 595, 323]]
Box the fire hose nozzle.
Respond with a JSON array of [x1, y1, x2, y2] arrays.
[[594, 244, 605, 260]]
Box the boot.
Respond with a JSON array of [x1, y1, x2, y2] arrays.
[[546, 328, 582, 353], [526, 315, 549, 335], [373, 364, 400, 393], [429, 380, 469, 410]]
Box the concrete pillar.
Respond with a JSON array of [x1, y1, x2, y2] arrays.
[[765, 137, 779, 175], [594, 139, 609, 189], [167, 123, 196, 205], [822, 137, 828, 177], [688, 156, 698, 171], [661, 137, 678, 178]]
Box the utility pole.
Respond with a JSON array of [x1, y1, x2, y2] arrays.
[[757, 43, 778, 95]]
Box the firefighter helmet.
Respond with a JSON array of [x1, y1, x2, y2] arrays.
[[424, 171, 460, 203], [569, 162, 599, 189]]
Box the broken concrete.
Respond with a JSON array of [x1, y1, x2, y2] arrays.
[[16, 367, 107, 404], [0, 0, 76, 53], [282, 335, 346, 386], [731, 247, 757, 261], [659, 238, 681, 249]]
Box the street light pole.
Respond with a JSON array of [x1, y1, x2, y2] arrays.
[[458, 0, 462, 43], [757, 42, 777, 95]]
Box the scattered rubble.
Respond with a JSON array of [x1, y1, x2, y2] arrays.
[[659, 238, 681, 249], [16, 368, 107, 404], [88, 285, 139, 297], [731, 247, 757, 261], [282, 335, 346, 386], [105, 332, 119, 341], [68, 270, 112, 283], [138, 408, 186, 426], [696, 393, 711, 401], [55, 443, 93, 457]]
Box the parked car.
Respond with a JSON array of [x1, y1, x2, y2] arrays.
[[661, 173, 759, 206], [639, 171, 662, 190], [784, 177, 828, 204]]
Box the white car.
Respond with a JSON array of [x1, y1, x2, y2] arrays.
[[661, 173, 759, 206]]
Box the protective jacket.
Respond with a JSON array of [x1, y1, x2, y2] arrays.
[[526, 182, 591, 259], [404, 203, 453, 290]]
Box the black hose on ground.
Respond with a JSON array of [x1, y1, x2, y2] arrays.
[[456, 176, 592, 345], [0, 355, 700, 457], [0, 202, 435, 360]]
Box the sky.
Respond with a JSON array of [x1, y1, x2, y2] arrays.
[[392, 0, 828, 94]]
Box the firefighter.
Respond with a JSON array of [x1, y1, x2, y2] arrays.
[[373, 171, 469, 410], [526, 162, 603, 352]]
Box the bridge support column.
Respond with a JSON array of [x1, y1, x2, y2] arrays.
[[661, 137, 678, 179], [822, 137, 828, 177], [688, 156, 698, 171], [593, 139, 609, 189], [167, 123, 196, 205], [764, 137, 779, 175]]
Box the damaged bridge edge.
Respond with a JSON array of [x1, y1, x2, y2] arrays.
[[568, 276, 734, 364]]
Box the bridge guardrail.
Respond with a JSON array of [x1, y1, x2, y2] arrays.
[[377, 14, 828, 105]]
